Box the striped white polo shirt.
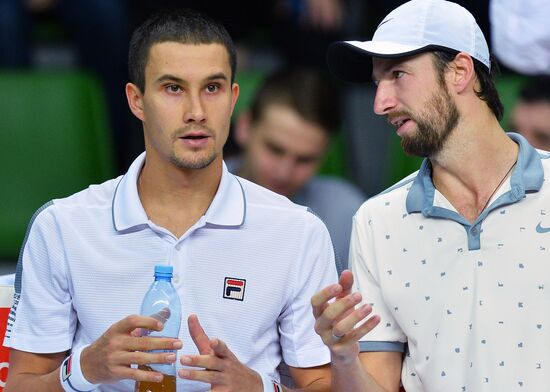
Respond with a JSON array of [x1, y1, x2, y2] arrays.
[[5, 153, 337, 391]]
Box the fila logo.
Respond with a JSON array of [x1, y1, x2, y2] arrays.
[[223, 277, 246, 301]]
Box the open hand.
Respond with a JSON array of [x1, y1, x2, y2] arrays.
[[311, 270, 380, 364], [179, 314, 263, 391]]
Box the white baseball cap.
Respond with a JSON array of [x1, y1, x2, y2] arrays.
[[327, 0, 490, 83]]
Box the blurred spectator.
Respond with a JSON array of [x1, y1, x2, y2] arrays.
[[490, 0, 550, 75], [228, 67, 365, 271], [510, 76, 550, 151], [0, 0, 135, 172]]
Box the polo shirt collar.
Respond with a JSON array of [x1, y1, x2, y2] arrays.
[[406, 132, 544, 214], [112, 152, 246, 232]]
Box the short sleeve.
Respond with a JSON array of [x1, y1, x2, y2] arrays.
[[278, 213, 338, 368], [4, 202, 77, 353], [350, 209, 407, 352]]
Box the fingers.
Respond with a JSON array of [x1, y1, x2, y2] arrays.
[[331, 303, 374, 338], [124, 336, 182, 352], [349, 314, 381, 342], [112, 314, 164, 334], [316, 292, 363, 332], [119, 350, 177, 366], [179, 367, 225, 384], [311, 284, 342, 318], [338, 270, 354, 298], [188, 314, 213, 355], [180, 353, 223, 371], [118, 365, 166, 384]]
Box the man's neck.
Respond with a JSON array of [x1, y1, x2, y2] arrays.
[[138, 154, 222, 238], [430, 117, 519, 223]]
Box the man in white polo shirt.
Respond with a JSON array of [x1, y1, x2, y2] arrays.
[[4, 8, 336, 392], [310, 0, 550, 391]]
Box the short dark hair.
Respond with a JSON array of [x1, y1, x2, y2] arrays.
[[249, 67, 341, 136], [431, 51, 504, 121], [128, 8, 237, 92], [519, 76, 550, 103]]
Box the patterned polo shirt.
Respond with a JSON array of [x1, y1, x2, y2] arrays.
[[352, 133, 550, 391]]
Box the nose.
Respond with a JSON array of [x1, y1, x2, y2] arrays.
[[373, 81, 397, 116], [184, 92, 207, 123]]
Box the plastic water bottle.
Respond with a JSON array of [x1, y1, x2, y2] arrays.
[[135, 265, 181, 392]]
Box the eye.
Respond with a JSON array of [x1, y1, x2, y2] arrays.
[[166, 84, 182, 93], [393, 70, 405, 79], [206, 84, 219, 93]]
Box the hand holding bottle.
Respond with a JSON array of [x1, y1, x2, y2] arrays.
[[80, 314, 182, 385]]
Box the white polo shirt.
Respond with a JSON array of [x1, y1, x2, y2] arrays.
[[5, 153, 337, 392], [352, 133, 550, 391]]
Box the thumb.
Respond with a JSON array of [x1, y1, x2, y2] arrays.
[[211, 338, 236, 360], [188, 314, 214, 355]]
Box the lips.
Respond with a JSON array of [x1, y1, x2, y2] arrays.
[[388, 115, 413, 136], [394, 119, 409, 128], [389, 116, 410, 128], [177, 130, 211, 148], [180, 131, 210, 140]]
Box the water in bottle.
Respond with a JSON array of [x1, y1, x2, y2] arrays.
[[135, 265, 181, 392]]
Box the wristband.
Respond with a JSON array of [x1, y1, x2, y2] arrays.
[[60, 344, 100, 392], [260, 373, 283, 392]]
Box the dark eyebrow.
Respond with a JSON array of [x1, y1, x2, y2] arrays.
[[155, 72, 228, 85], [156, 74, 184, 85], [206, 72, 228, 82]]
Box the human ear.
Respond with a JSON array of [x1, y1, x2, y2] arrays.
[[451, 52, 475, 94], [125, 83, 145, 122]]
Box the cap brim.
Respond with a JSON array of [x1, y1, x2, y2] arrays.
[[327, 41, 437, 83]]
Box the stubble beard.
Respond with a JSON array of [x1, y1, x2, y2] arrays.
[[400, 83, 460, 158], [169, 125, 219, 170], [169, 148, 218, 170]]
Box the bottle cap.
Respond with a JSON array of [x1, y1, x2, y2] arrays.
[[154, 265, 173, 277]]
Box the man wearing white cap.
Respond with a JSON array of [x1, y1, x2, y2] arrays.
[[311, 0, 550, 391]]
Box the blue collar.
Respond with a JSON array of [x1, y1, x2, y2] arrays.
[[406, 133, 544, 217]]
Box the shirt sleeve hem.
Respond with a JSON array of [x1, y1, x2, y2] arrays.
[[284, 346, 331, 368], [359, 341, 405, 352], [4, 331, 72, 354]]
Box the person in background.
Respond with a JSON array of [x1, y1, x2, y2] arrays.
[[510, 76, 550, 151], [4, 8, 335, 391], [229, 67, 365, 271], [311, 0, 550, 391]]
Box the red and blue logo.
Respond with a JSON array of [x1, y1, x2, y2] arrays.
[[223, 277, 246, 301]]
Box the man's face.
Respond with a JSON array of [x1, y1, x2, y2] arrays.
[[511, 100, 550, 151], [372, 53, 460, 157], [244, 104, 329, 197], [128, 42, 239, 171]]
